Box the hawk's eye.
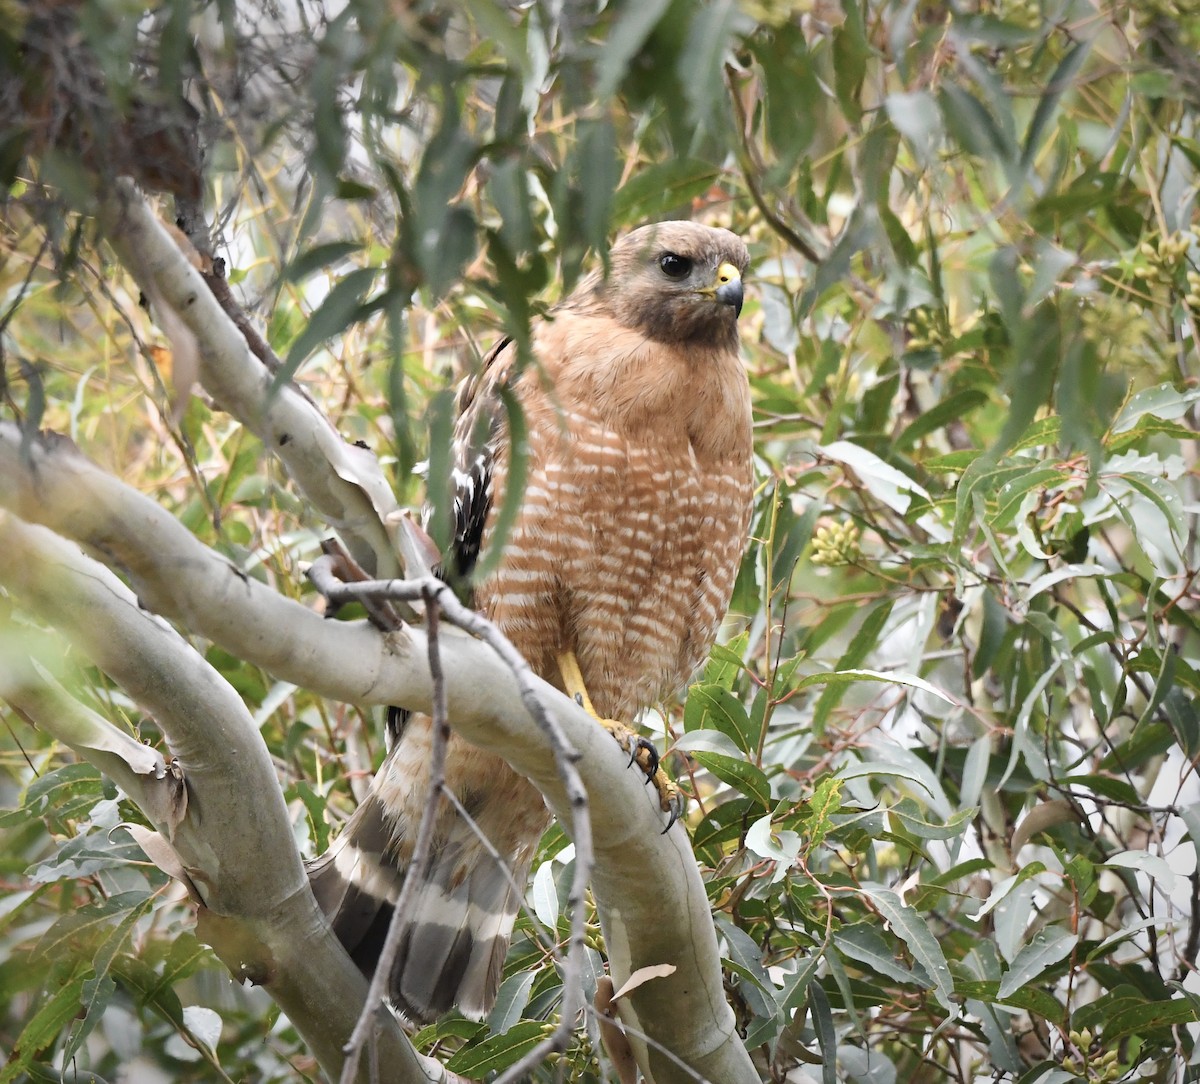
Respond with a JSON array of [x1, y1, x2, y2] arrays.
[[658, 253, 692, 279]]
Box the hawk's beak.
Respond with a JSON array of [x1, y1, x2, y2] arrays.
[[704, 261, 744, 317]]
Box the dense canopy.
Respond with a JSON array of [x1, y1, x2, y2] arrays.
[[2, 1, 1200, 1081]]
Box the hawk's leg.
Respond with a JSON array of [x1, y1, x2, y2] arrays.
[[556, 651, 684, 828]]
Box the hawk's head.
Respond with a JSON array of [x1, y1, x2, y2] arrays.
[[568, 221, 749, 348]]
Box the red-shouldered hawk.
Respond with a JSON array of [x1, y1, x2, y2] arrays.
[[308, 221, 754, 1024]]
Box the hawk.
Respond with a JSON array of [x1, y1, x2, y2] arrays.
[[308, 220, 755, 1023]]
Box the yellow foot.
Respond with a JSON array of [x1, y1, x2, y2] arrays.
[[557, 651, 686, 830]]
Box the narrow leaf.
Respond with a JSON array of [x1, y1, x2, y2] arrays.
[[861, 885, 954, 1008], [691, 751, 771, 808], [997, 926, 1077, 999], [795, 668, 954, 705], [611, 964, 677, 1001], [445, 1019, 547, 1074]]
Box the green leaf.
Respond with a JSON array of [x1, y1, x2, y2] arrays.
[[954, 978, 1063, 1019], [1110, 382, 1200, 433], [595, 0, 673, 98], [110, 954, 186, 1028], [444, 1019, 547, 1075], [954, 457, 1028, 542], [1098, 722, 1175, 773], [282, 241, 364, 283], [795, 667, 954, 705], [1019, 39, 1093, 172], [690, 751, 771, 809], [1106, 414, 1198, 453], [812, 601, 894, 732], [680, 1, 740, 131], [1118, 472, 1187, 547], [884, 799, 975, 842], [64, 972, 115, 1069], [820, 440, 928, 514], [33, 891, 148, 963], [715, 915, 777, 999], [1011, 416, 1064, 452], [703, 632, 749, 690], [472, 383, 528, 583], [988, 466, 1068, 530], [684, 685, 753, 754], [1103, 997, 1200, 1042], [26, 828, 148, 884], [895, 389, 988, 450], [800, 777, 844, 854], [23, 762, 107, 823], [0, 964, 88, 1083], [1060, 774, 1140, 804], [487, 971, 536, 1035], [279, 266, 378, 379], [860, 885, 955, 1008], [886, 90, 941, 166], [809, 979, 837, 1084], [831, 0, 868, 122], [939, 80, 1016, 166], [997, 926, 1077, 999], [156, 933, 208, 998], [612, 159, 719, 223], [423, 206, 479, 301], [288, 780, 332, 853], [833, 922, 916, 985], [575, 119, 619, 252]]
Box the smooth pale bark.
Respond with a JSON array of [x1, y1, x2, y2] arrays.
[[0, 428, 758, 1083], [0, 176, 759, 1083], [102, 180, 401, 580], [0, 515, 448, 1084]]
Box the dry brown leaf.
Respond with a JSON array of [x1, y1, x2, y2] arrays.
[[389, 509, 442, 579], [1011, 799, 1080, 854], [610, 963, 677, 1002], [147, 343, 173, 379], [162, 220, 209, 272], [120, 822, 203, 902], [594, 975, 639, 1084]]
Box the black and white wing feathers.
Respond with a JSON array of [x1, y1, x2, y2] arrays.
[[442, 336, 512, 586]]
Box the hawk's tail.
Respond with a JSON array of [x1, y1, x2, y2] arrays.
[[307, 740, 541, 1024]]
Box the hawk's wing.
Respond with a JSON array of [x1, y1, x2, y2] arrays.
[[444, 335, 513, 584], [386, 336, 515, 748]]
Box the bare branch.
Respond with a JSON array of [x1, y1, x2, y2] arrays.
[[312, 571, 597, 1084], [0, 429, 759, 1083], [339, 585, 452, 1084], [0, 514, 445, 1084], [99, 178, 401, 578]]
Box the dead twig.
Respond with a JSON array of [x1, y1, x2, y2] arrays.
[[338, 582, 450, 1084], [316, 573, 594, 1081]]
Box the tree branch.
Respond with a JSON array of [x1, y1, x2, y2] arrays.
[[99, 179, 401, 579], [0, 427, 759, 1083], [339, 585, 452, 1084], [309, 568, 596, 1084], [0, 514, 446, 1084]]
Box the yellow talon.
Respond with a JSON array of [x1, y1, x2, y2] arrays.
[[556, 651, 685, 828]]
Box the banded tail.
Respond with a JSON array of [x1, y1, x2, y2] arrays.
[[307, 721, 546, 1023]]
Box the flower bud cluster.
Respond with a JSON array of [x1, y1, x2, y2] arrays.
[[811, 521, 861, 567]]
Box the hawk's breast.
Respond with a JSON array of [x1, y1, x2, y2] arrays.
[[478, 400, 753, 720]]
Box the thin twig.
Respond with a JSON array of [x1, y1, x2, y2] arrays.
[[320, 573, 595, 1080], [440, 785, 553, 947], [338, 583, 450, 1084], [582, 999, 715, 1084], [723, 62, 823, 266]]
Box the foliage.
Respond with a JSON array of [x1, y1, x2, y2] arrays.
[[3, 0, 1200, 1080]]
